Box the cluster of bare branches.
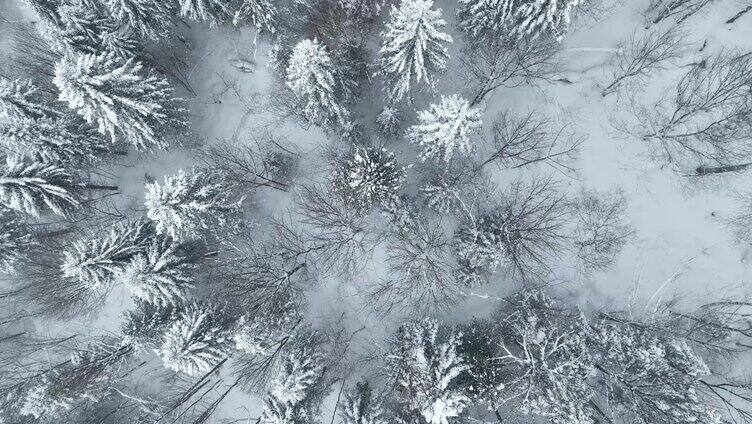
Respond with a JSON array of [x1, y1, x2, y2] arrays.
[[572, 189, 635, 273], [645, 0, 718, 26], [625, 50, 752, 172], [275, 185, 384, 278], [370, 211, 458, 316], [602, 25, 686, 96], [478, 110, 583, 175], [459, 35, 560, 106], [197, 133, 298, 192]]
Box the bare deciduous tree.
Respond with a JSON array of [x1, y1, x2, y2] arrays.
[[197, 134, 297, 192], [478, 110, 583, 174], [645, 0, 717, 26], [280, 185, 382, 278], [627, 51, 752, 171], [456, 177, 570, 283], [370, 211, 458, 316], [572, 189, 634, 273], [602, 26, 686, 96], [459, 35, 559, 107]]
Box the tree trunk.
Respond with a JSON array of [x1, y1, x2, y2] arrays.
[[726, 5, 752, 24], [82, 183, 119, 191], [695, 163, 752, 175]]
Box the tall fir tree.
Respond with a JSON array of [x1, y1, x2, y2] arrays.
[[286, 38, 348, 126], [376, 106, 402, 137], [338, 0, 388, 21], [457, 0, 511, 39], [54, 2, 141, 59], [458, 0, 586, 41], [407, 95, 482, 163], [54, 51, 181, 150], [232, 0, 276, 33], [179, 0, 232, 26], [0, 77, 59, 121], [20, 343, 132, 419], [0, 154, 79, 217], [0, 115, 110, 166], [589, 321, 722, 423], [121, 235, 197, 306], [103, 0, 176, 40], [122, 298, 183, 351], [378, 0, 452, 102], [159, 301, 237, 376], [340, 381, 387, 424], [233, 299, 299, 356], [333, 146, 406, 211], [389, 319, 470, 424], [260, 342, 324, 424], [60, 219, 153, 292], [144, 169, 243, 242]]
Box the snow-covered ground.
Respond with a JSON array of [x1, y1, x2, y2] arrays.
[[5, 0, 752, 422]]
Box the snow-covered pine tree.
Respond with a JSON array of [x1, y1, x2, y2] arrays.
[[20, 343, 133, 420], [333, 146, 406, 210], [159, 301, 237, 376], [0, 209, 34, 274], [455, 212, 510, 286], [378, 0, 452, 102], [0, 77, 58, 121], [54, 51, 181, 150], [375, 106, 402, 137], [260, 342, 324, 424], [459, 0, 586, 41], [60, 219, 153, 293], [407, 95, 482, 163], [496, 291, 594, 422], [338, 0, 388, 21], [456, 0, 510, 39], [121, 235, 197, 306], [144, 169, 243, 242], [589, 321, 722, 423], [340, 381, 387, 424], [233, 300, 299, 356], [285, 38, 348, 126], [455, 319, 507, 406], [179, 0, 232, 26], [333, 39, 370, 106], [104, 0, 176, 40], [388, 318, 470, 424], [54, 2, 141, 59], [232, 0, 276, 33], [0, 154, 79, 217], [0, 115, 109, 166], [122, 298, 182, 351]]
